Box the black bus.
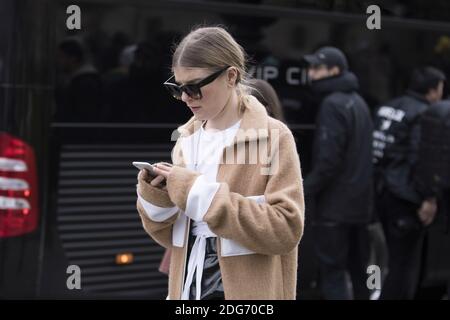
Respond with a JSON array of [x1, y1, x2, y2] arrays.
[[1, 0, 449, 299]]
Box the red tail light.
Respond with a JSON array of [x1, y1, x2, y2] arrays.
[[0, 132, 39, 237]]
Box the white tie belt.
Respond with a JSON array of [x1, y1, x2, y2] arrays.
[[181, 221, 216, 300]]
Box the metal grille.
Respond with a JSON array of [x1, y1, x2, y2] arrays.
[[56, 144, 172, 298]]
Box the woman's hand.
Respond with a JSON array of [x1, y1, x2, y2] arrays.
[[152, 162, 174, 184], [138, 166, 167, 190]]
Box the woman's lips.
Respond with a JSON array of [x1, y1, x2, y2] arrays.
[[189, 106, 201, 112]]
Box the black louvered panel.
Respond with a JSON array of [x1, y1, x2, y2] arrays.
[[56, 144, 172, 298]]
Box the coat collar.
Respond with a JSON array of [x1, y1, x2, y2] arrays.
[[176, 95, 269, 144], [311, 71, 359, 95], [406, 89, 429, 105]]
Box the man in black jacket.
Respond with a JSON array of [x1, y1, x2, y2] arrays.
[[373, 66, 446, 299], [417, 99, 450, 236], [302, 47, 374, 299]]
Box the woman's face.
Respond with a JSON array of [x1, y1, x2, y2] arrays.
[[173, 66, 233, 121]]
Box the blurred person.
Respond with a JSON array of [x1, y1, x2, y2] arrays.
[[418, 99, 450, 239], [55, 38, 102, 122], [119, 45, 138, 70], [302, 46, 374, 300], [417, 99, 450, 206], [135, 26, 305, 300], [105, 42, 160, 122], [100, 44, 137, 121], [250, 79, 286, 122], [105, 41, 177, 122], [99, 32, 130, 74], [373, 66, 446, 299], [103, 44, 137, 84]]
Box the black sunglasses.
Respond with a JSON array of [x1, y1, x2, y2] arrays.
[[163, 66, 229, 100]]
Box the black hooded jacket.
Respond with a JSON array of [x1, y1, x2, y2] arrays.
[[373, 91, 430, 204], [416, 100, 450, 194], [304, 71, 374, 223]]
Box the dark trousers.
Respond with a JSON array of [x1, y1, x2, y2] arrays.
[[313, 221, 370, 300], [378, 191, 425, 300]]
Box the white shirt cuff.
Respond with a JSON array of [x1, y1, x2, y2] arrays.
[[137, 191, 178, 222]]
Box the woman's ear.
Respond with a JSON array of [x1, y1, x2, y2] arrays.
[[227, 67, 239, 87]]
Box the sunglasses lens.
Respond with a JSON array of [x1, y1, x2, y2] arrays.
[[184, 86, 202, 100], [164, 84, 182, 100]]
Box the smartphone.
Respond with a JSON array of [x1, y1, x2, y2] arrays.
[[132, 161, 158, 177]]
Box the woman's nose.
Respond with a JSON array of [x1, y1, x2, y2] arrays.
[[181, 91, 191, 103]]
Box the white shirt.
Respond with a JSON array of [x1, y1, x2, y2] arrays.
[[181, 120, 241, 300]]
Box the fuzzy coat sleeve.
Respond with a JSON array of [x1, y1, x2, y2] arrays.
[[166, 127, 305, 255], [136, 142, 184, 248]]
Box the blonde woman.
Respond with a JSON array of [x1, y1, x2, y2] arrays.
[[136, 26, 304, 300]]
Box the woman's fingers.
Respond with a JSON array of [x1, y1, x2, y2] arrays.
[[153, 165, 169, 178], [138, 169, 148, 181], [161, 162, 173, 167], [138, 168, 166, 187], [150, 175, 165, 186], [154, 163, 172, 176], [155, 163, 171, 171]]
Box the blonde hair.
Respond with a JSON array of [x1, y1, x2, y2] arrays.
[[172, 26, 251, 97]]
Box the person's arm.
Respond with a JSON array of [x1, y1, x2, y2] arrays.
[[410, 113, 439, 199], [159, 127, 305, 255], [136, 200, 178, 249], [303, 100, 348, 196], [409, 116, 438, 225], [408, 115, 423, 169], [136, 141, 184, 248]]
